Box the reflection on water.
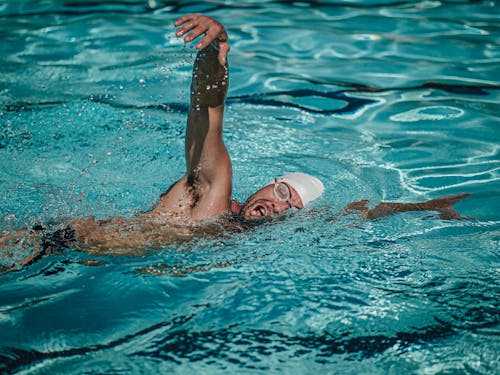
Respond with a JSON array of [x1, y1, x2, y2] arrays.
[[0, 0, 499, 374]]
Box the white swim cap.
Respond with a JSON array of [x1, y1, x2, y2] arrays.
[[274, 172, 324, 206]]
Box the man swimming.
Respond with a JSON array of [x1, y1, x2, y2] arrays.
[[0, 14, 471, 268]]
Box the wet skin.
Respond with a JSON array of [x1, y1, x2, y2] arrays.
[[235, 183, 304, 219]]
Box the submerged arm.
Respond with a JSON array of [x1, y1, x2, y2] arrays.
[[342, 193, 472, 220]]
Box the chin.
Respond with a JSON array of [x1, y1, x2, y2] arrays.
[[241, 214, 272, 224]]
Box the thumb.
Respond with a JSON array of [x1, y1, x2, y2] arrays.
[[218, 41, 230, 66]]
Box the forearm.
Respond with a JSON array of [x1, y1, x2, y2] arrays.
[[366, 202, 429, 220], [175, 13, 230, 109], [185, 42, 230, 181], [190, 43, 228, 108], [365, 194, 470, 220]]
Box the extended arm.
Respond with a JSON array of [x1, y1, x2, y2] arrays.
[[184, 19, 230, 201], [341, 193, 472, 220], [150, 14, 232, 220]]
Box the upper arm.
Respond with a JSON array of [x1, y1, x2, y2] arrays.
[[185, 105, 231, 219]]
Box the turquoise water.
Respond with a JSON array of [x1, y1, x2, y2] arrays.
[[0, 0, 499, 373]]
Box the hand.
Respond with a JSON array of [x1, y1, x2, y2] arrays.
[[174, 13, 230, 65]]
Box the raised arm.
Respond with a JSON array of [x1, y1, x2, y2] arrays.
[[150, 14, 232, 220]]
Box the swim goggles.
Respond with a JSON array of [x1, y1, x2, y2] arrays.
[[273, 179, 292, 208]]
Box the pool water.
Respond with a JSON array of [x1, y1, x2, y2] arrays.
[[0, 0, 499, 373]]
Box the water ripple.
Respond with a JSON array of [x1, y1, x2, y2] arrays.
[[386, 159, 500, 194], [390, 105, 465, 122], [0, 1, 498, 373], [0, 314, 462, 373]]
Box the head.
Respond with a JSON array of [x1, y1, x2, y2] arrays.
[[240, 172, 324, 219]]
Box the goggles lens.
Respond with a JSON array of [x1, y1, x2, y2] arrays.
[[273, 180, 291, 202]]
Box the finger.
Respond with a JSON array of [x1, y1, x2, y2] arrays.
[[173, 13, 200, 27], [195, 23, 224, 49], [183, 23, 210, 43], [218, 41, 230, 65], [174, 14, 204, 37], [194, 34, 211, 50], [176, 21, 198, 38]]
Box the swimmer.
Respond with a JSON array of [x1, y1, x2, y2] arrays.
[[0, 14, 471, 270], [135, 13, 471, 222]]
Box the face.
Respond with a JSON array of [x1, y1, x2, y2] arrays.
[[241, 182, 303, 219]]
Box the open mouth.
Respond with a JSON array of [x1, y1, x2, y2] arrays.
[[254, 204, 267, 217], [243, 201, 270, 218]]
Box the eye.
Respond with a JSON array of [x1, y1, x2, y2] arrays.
[[274, 182, 291, 201]]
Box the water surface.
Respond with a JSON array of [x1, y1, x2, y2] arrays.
[[0, 1, 499, 374]]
